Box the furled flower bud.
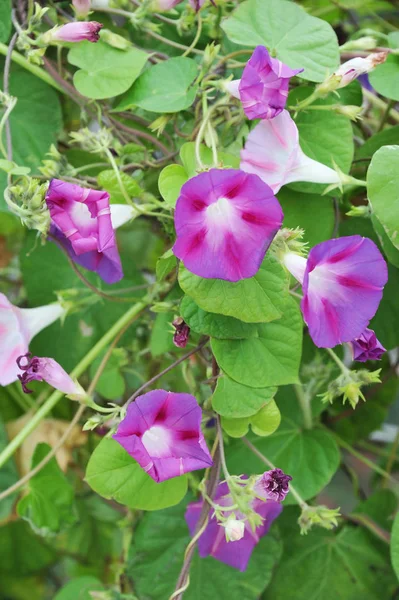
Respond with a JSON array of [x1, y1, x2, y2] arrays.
[[350, 328, 386, 363], [319, 369, 381, 409], [340, 37, 377, 52], [100, 29, 132, 50], [152, 0, 183, 11], [45, 21, 103, 44], [298, 505, 341, 535], [5, 178, 50, 234], [223, 516, 245, 542], [17, 353, 87, 400], [332, 104, 363, 121], [172, 317, 190, 348], [317, 52, 388, 94], [72, 0, 91, 18], [254, 468, 292, 502]]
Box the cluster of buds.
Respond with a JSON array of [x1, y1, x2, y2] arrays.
[[4, 177, 50, 234], [39, 145, 75, 180], [319, 368, 381, 409], [272, 227, 308, 264], [69, 127, 114, 155], [298, 505, 341, 535]]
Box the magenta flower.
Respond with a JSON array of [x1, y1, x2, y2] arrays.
[[226, 46, 303, 120], [0, 293, 64, 386], [172, 317, 190, 348], [253, 468, 292, 503], [350, 328, 386, 362], [17, 353, 85, 399], [72, 0, 91, 18], [185, 481, 282, 571], [284, 236, 388, 348], [51, 21, 102, 43], [46, 179, 123, 285], [240, 110, 341, 193], [113, 389, 213, 482], [173, 169, 283, 282]]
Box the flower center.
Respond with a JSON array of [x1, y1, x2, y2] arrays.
[[142, 425, 172, 458], [206, 197, 234, 225]]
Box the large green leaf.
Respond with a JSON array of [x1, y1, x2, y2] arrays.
[[356, 125, 399, 160], [158, 164, 188, 208], [97, 169, 143, 204], [179, 254, 288, 324], [68, 40, 148, 99], [211, 298, 302, 388], [0, 0, 11, 43], [221, 0, 339, 82], [367, 145, 399, 251], [0, 64, 62, 210], [54, 577, 104, 600], [86, 438, 188, 510], [115, 57, 198, 113], [277, 189, 334, 247], [129, 500, 282, 600], [17, 443, 77, 536], [226, 420, 340, 503], [212, 374, 277, 418], [391, 511, 399, 582], [371, 214, 399, 268], [0, 520, 54, 575], [369, 55, 399, 101], [265, 518, 396, 599], [371, 264, 399, 350], [180, 296, 258, 340], [222, 400, 281, 438]]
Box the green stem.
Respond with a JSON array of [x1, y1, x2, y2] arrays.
[[0, 43, 64, 93], [290, 89, 321, 112], [241, 436, 308, 509], [0, 301, 148, 469], [104, 148, 134, 207], [0, 97, 17, 159], [363, 88, 399, 124], [293, 383, 312, 429], [144, 29, 204, 56], [325, 347, 350, 375], [182, 14, 202, 58]]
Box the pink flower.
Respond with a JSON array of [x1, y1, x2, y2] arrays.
[[240, 110, 341, 193], [172, 317, 190, 348], [284, 236, 388, 348], [72, 0, 91, 18], [226, 46, 303, 120], [350, 328, 386, 362], [0, 294, 64, 386], [334, 52, 388, 89], [153, 0, 183, 10], [113, 389, 213, 483], [173, 169, 283, 282], [17, 353, 86, 399], [52, 21, 102, 43], [46, 179, 123, 285], [185, 481, 283, 571], [253, 468, 292, 502]]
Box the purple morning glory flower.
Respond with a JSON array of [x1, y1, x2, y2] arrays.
[[51, 21, 103, 43], [350, 328, 386, 362], [185, 481, 283, 571], [284, 236, 388, 348], [240, 110, 341, 193], [46, 179, 123, 285], [253, 468, 292, 503], [226, 46, 303, 120], [113, 389, 213, 483], [17, 353, 85, 399], [173, 169, 283, 282]]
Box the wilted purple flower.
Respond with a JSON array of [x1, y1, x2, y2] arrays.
[[241, 110, 341, 193], [0, 293, 64, 386], [226, 46, 303, 120], [185, 481, 282, 571], [253, 468, 292, 502], [172, 317, 190, 348], [173, 169, 283, 282], [72, 0, 91, 18], [284, 236, 387, 348], [17, 353, 85, 398], [51, 21, 102, 43], [113, 389, 212, 482], [350, 328, 386, 362], [334, 52, 388, 88], [46, 179, 123, 285]]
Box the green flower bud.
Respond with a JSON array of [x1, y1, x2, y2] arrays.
[[299, 505, 341, 535]]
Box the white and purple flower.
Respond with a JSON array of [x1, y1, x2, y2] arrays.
[[113, 389, 213, 483], [0, 293, 64, 386], [173, 168, 283, 282], [284, 236, 388, 348], [253, 468, 292, 503], [46, 179, 124, 285], [350, 328, 386, 362], [226, 46, 303, 120], [240, 110, 341, 193], [17, 353, 86, 399]]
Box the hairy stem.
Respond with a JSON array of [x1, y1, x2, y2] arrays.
[[293, 383, 313, 429], [0, 42, 64, 93]]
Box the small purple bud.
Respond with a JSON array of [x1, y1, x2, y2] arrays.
[[254, 468, 292, 502], [52, 21, 102, 43], [16, 353, 86, 399], [350, 327, 386, 362], [172, 317, 190, 348]]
